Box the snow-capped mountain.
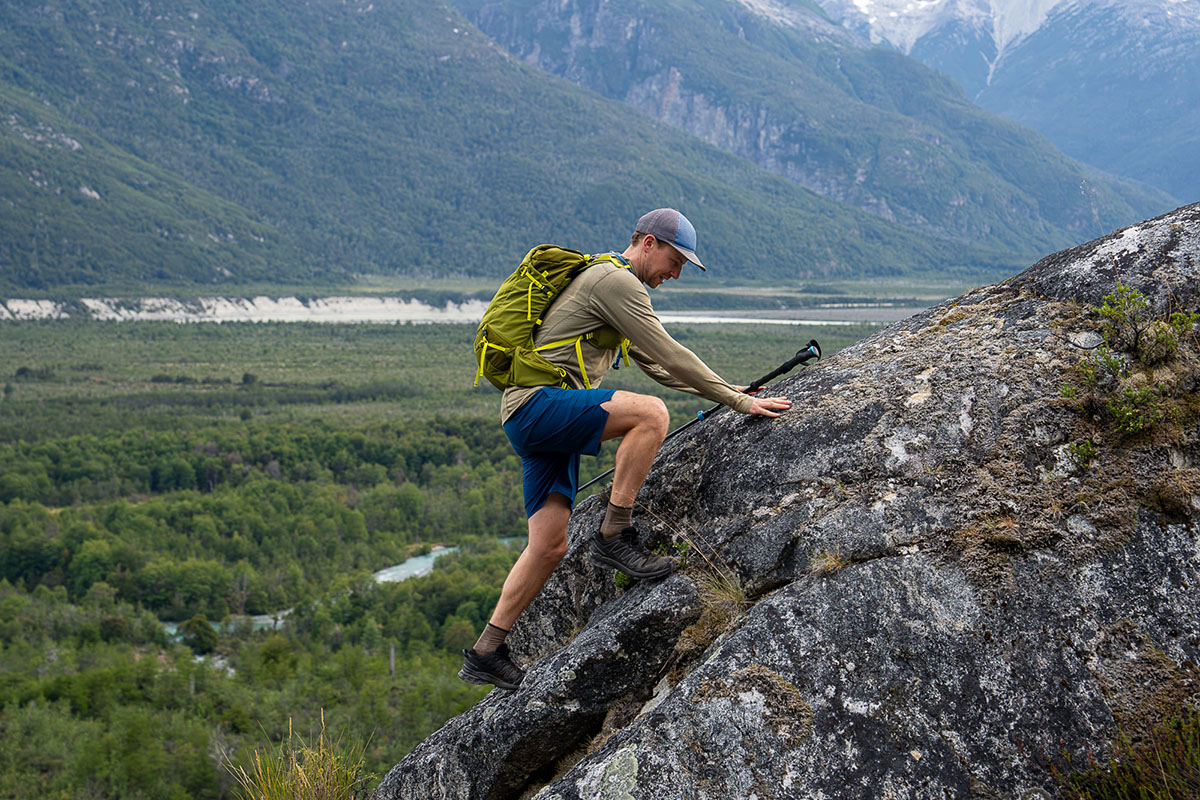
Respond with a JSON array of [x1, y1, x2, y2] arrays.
[[816, 0, 1200, 201], [820, 0, 1067, 65]]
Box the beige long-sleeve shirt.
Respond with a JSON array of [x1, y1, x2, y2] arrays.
[[499, 256, 753, 423]]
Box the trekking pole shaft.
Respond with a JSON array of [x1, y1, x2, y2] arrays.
[[575, 339, 821, 495], [746, 339, 821, 394]]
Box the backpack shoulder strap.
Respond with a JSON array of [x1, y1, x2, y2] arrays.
[[585, 252, 632, 270]]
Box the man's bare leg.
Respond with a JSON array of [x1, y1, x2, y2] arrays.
[[487, 492, 572, 631], [464, 391, 675, 687], [461, 494, 570, 688], [481, 390, 669, 637], [590, 391, 676, 577], [600, 390, 669, 507], [462, 493, 571, 688]]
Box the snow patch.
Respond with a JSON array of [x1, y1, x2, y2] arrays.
[[737, 0, 818, 29], [822, 0, 1070, 55]]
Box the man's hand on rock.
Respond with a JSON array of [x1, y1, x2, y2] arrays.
[[747, 395, 791, 417]]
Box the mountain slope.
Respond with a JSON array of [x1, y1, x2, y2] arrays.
[[1, 85, 298, 290], [449, 0, 1171, 259], [817, 0, 1200, 201], [0, 0, 1026, 292]]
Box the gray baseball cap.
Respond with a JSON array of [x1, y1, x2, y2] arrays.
[[635, 208, 706, 270]]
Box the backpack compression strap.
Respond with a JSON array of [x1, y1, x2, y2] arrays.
[[519, 263, 553, 323]]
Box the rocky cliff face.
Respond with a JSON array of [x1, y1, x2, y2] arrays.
[[449, 0, 1172, 257], [455, 0, 948, 229], [373, 203, 1200, 799]]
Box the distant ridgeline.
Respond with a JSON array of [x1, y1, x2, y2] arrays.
[[0, 0, 1171, 293], [450, 0, 1171, 247]]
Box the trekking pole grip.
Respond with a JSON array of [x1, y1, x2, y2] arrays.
[[746, 339, 821, 394]]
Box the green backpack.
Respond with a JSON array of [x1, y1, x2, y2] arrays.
[[473, 245, 630, 391]]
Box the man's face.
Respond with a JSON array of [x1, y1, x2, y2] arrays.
[[642, 239, 687, 289]]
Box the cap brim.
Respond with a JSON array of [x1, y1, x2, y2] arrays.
[[667, 242, 706, 271]]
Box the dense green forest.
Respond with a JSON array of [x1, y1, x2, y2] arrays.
[[0, 543, 518, 798], [0, 418, 524, 619], [0, 318, 878, 797]]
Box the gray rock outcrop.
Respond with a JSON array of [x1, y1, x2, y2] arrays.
[[374, 203, 1200, 799]]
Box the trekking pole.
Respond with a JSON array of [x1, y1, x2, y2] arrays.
[[577, 339, 821, 494]]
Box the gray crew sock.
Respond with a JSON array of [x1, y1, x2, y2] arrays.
[[473, 622, 510, 656], [601, 502, 634, 541]]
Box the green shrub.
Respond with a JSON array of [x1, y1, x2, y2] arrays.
[[1066, 440, 1097, 470], [1106, 385, 1165, 439], [1098, 284, 1153, 356], [1064, 286, 1198, 439], [1097, 284, 1199, 366], [1057, 707, 1200, 799]]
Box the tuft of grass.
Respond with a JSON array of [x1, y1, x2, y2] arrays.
[[809, 548, 850, 575], [227, 712, 373, 800], [1055, 707, 1200, 799], [633, 504, 750, 634], [695, 566, 748, 633]]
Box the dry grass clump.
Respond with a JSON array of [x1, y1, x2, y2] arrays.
[[809, 548, 849, 575], [227, 712, 372, 800], [631, 506, 755, 686], [695, 566, 748, 633]]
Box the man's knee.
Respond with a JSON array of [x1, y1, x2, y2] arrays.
[[644, 395, 669, 437], [603, 391, 669, 440], [529, 533, 568, 565]]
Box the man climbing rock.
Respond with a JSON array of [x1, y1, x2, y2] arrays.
[[459, 208, 792, 690]]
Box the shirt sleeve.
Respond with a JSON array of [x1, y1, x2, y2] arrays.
[[591, 270, 754, 414], [627, 347, 700, 395]]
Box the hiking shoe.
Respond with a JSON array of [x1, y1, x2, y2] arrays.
[[590, 526, 676, 580], [459, 643, 525, 690]]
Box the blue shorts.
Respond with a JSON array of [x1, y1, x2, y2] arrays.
[[503, 386, 615, 518]]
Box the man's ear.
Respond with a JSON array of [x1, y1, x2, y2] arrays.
[[641, 234, 658, 253]]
